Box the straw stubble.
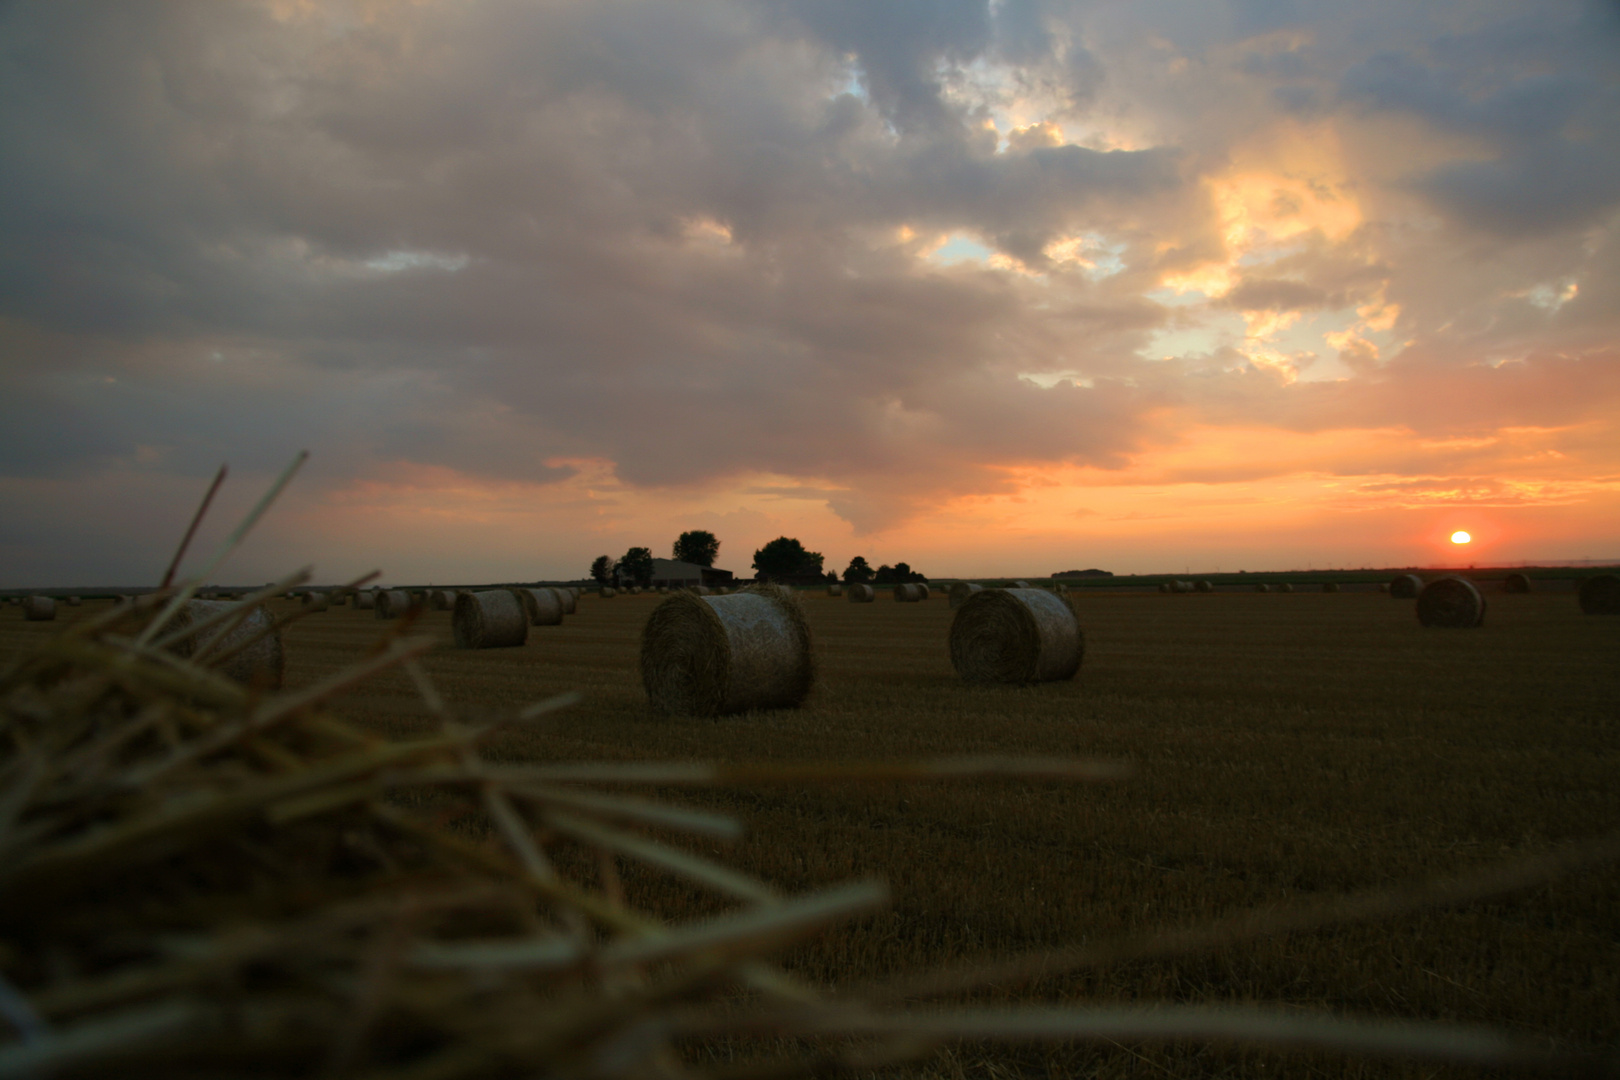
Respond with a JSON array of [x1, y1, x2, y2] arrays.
[[640, 585, 815, 717]]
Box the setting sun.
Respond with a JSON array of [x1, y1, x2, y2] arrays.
[[1450, 530, 1472, 545]]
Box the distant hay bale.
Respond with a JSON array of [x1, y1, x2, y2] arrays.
[[1052, 582, 1069, 595], [640, 585, 814, 717], [847, 584, 875, 603], [452, 590, 529, 649], [629, 586, 642, 595], [302, 591, 329, 612], [160, 599, 285, 689], [66, 596, 81, 607], [1278, 582, 1294, 594], [1012, 580, 1031, 589], [1389, 574, 1423, 599], [1255, 583, 1272, 593], [1504, 572, 1532, 594], [428, 589, 456, 610], [22, 595, 56, 621], [1195, 580, 1213, 593], [949, 588, 1084, 685], [1322, 582, 1340, 594], [690, 585, 711, 596], [353, 591, 376, 610], [512, 587, 564, 626], [949, 582, 983, 608], [893, 583, 927, 602], [375, 590, 413, 620], [1416, 576, 1487, 628], [1175, 580, 1196, 594], [1578, 574, 1620, 615], [657, 586, 668, 594], [1158, 583, 1172, 594], [548, 587, 576, 615], [600, 587, 617, 598], [828, 583, 843, 597]]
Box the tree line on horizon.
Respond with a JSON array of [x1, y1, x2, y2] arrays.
[[586, 531, 927, 587]]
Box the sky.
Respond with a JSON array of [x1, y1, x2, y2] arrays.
[[2, 0, 1618, 587]]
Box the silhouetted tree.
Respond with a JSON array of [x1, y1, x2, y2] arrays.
[[842, 556, 874, 584], [752, 536, 823, 580], [672, 530, 720, 567], [872, 561, 927, 585], [618, 546, 654, 586], [589, 555, 613, 584]]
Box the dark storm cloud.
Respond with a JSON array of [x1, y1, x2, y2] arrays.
[[0, 0, 1616, 580]]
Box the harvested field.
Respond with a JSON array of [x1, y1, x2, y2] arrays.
[[3, 590, 1618, 1077]]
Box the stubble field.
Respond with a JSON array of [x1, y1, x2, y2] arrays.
[[4, 587, 1617, 1077]]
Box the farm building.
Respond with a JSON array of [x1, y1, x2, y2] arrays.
[[648, 558, 734, 590]]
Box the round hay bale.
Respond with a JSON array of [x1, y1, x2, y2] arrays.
[[949, 588, 1084, 685], [1417, 576, 1486, 628], [1389, 574, 1423, 599], [827, 583, 843, 597], [303, 591, 330, 613], [657, 586, 668, 594], [511, 587, 564, 626], [847, 584, 875, 603], [65, 596, 81, 607], [640, 585, 814, 717], [548, 587, 577, 615], [1578, 574, 1620, 615], [1255, 583, 1271, 593], [627, 586, 641, 595], [1195, 580, 1213, 593], [160, 600, 285, 689], [375, 590, 413, 620], [1278, 582, 1294, 594], [1158, 582, 1172, 594], [894, 583, 928, 602], [690, 585, 711, 596], [1012, 580, 1031, 589], [22, 595, 56, 621], [1504, 572, 1532, 594], [1322, 582, 1340, 594], [1175, 580, 1196, 594], [426, 589, 455, 610], [949, 581, 983, 608], [452, 590, 529, 649], [352, 591, 376, 610], [600, 587, 617, 599]]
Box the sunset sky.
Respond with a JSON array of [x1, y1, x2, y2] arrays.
[[3, 0, 1618, 586]]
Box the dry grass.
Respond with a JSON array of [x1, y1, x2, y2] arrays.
[[4, 589, 1617, 1077]]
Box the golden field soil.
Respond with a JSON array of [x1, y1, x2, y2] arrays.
[[4, 589, 1618, 1077]]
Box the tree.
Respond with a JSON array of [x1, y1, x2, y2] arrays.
[[873, 563, 896, 585], [618, 546, 654, 586], [872, 560, 927, 585], [752, 536, 823, 580], [672, 530, 720, 567], [842, 556, 874, 584], [589, 555, 613, 584]]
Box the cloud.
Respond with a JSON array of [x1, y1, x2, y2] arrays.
[[0, 0, 1617, 583]]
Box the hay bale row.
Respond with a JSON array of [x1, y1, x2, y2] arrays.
[[1417, 576, 1486, 628], [23, 595, 55, 621], [949, 581, 982, 608], [640, 585, 814, 716], [1579, 574, 1620, 615], [1389, 574, 1423, 599], [452, 590, 528, 649], [894, 583, 928, 602], [950, 587, 1083, 684], [160, 599, 286, 689], [846, 584, 875, 603]]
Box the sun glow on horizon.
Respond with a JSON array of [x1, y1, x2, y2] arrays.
[[1450, 530, 1472, 545]]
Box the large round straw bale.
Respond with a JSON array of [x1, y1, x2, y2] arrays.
[[828, 583, 843, 597], [1255, 583, 1271, 593], [375, 590, 413, 620], [1417, 576, 1486, 628], [425, 589, 452, 610], [1195, 580, 1213, 593], [547, 587, 576, 615], [640, 585, 814, 717], [161, 600, 285, 689], [949, 588, 1084, 685], [690, 585, 710, 596], [949, 581, 983, 608], [1322, 582, 1340, 594], [452, 590, 529, 649], [65, 596, 82, 607], [303, 591, 330, 612], [352, 591, 376, 610], [1012, 580, 1031, 589], [1578, 574, 1620, 615], [893, 583, 926, 602], [512, 587, 564, 626], [847, 584, 875, 603], [600, 587, 617, 599], [1504, 572, 1532, 594], [1278, 582, 1294, 594], [22, 595, 56, 621], [1389, 574, 1423, 599]]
